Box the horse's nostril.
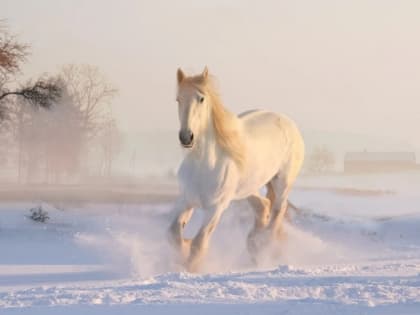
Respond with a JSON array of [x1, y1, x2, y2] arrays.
[[179, 130, 194, 146]]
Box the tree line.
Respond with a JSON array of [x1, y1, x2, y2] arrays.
[[0, 21, 121, 183]]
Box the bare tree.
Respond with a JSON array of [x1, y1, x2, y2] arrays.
[[0, 21, 62, 116], [97, 118, 122, 177], [0, 21, 28, 89], [0, 77, 62, 108], [8, 81, 84, 184], [59, 64, 117, 141]]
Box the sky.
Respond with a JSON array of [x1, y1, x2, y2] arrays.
[[3, 0, 420, 153]]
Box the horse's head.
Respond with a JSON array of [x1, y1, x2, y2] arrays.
[[176, 67, 211, 149]]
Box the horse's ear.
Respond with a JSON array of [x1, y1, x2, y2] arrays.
[[177, 68, 185, 84], [202, 66, 209, 80]]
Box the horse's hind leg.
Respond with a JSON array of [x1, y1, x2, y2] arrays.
[[246, 190, 272, 260], [268, 175, 290, 241]]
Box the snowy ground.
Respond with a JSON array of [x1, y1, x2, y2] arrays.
[[1, 173, 420, 314]]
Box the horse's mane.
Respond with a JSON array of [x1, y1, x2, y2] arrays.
[[182, 75, 246, 170]]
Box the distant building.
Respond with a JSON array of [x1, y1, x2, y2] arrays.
[[344, 151, 417, 173]]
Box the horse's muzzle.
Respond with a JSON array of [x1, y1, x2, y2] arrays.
[[179, 129, 194, 148]]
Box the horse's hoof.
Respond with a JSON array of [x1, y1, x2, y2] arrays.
[[271, 228, 287, 242], [185, 259, 200, 273], [247, 229, 270, 258]]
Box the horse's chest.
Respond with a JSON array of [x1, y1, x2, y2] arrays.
[[178, 158, 236, 208]]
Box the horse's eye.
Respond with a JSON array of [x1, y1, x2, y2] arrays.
[[199, 96, 205, 103]]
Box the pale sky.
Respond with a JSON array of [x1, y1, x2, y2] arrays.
[[3, 0, 420, 151]]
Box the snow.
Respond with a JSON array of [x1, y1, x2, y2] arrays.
[[1, 173, 420, 314]]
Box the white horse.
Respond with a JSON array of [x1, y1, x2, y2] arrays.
[[169, 67, 305, 272]]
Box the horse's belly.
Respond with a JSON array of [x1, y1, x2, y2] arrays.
[[235, 111, 303, 199], [234, 119, 293, 198], [234, 159, 280, 199]]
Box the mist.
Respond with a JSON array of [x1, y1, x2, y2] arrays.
[[2, 0, 420, 175], [2, 2, 420, 313], [1, 0, 419, 192]]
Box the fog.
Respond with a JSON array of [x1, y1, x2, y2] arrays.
[[2, 3, 420, 308], [2, 0, 420, 180]]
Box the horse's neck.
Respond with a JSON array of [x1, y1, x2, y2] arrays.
[[192, 106, 240, 169], [193, 123, 220, 167]]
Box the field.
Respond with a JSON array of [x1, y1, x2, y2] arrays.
[[0, 173, 419, 314]]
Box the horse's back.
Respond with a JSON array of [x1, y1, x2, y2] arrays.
[[237, 109, 304, 189], [239, 109, 302, 143]]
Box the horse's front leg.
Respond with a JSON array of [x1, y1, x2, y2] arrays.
[[186, 205, 225, 272], [168, 198, 194, 261]]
